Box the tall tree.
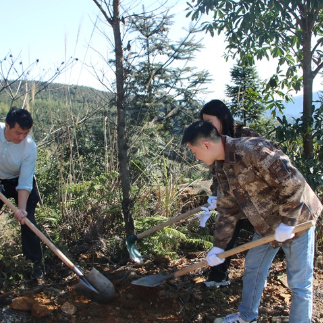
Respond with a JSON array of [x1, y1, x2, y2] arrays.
[[90, 1, 211, 235], [187, 0, 323, 158], [92, 0, 135, 236], [124, 11, 211, 134], [120, 11, 212, 195], [90, 1, 213, 235], [226, 61, 265, 125]]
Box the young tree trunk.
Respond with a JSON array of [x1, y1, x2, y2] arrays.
[[112, 0, 135, 236], [92, 0, 135, 236], [302, 16, 314, 158]]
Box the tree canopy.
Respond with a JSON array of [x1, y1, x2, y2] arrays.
[[187, 0, 323, 157], [226, 61, 265, 125]]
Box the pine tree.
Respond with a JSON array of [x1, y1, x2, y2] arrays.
[[124, 11, 211, 133], [226, 61, 265, 126]]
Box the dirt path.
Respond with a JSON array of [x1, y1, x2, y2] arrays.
[[1, 253, 323, 323]]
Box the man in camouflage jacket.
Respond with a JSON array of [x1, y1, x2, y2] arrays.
[[182, 120, 322, 323]]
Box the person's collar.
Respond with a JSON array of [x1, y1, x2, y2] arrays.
[[220, 134, 226, 146], [222, 135, 240, 163]]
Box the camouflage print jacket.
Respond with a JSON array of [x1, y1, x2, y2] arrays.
[[210, 125, 261, 195], [213, 135, 323, 250]]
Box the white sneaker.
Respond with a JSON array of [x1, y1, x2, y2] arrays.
[[214, 312, 257, 323], [204, 278, 231, 288]]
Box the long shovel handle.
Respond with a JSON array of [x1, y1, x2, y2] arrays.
[[136, 203, 210, 240], [0, 192, 77, 273], [172, 220, 315, 279]]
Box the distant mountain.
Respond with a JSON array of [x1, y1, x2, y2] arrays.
[[278, 91, 321, 119]]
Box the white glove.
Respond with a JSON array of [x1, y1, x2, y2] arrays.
[[206, 247, 225, 266], [207, 196, 217, 211], [274, 223, 295, 242], [197, 207, 211, 227]]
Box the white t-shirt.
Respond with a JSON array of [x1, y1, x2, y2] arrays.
[[0, 122, 37, 192]]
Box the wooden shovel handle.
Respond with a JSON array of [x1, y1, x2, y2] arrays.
[[172, 220, 315, 279], [137, 203, 210, 240], [0, 191, 76, 271]]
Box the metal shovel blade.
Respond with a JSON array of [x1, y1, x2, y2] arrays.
[[132, 260, 206, 287], [132, 274, 172, 287], [74, 268, 115, 303], [126, 235, 143, 264]]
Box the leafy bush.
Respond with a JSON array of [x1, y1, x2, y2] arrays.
[[132, 215, 214, 259], [275, 103, 323, 245]]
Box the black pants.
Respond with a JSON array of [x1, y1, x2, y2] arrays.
[[0, 178, 42, 262], [208, 219, 248, 281]]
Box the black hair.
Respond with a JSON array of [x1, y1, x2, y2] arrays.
[[5, 107, 33, 129], [181, 120, 221, 145], [199, 99, 235, 137]]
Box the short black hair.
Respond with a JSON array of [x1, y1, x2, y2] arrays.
[[199, 99, 235, 137], [5, 107, 33, 129], [181, 120, 221, 145]]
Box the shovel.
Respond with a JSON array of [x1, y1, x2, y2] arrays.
[[126, 203, 210, 264], [0, 192, 115, 303], [132, 220, 314, 287]]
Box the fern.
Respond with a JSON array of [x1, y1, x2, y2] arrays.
[[182, 238, 213, 250]]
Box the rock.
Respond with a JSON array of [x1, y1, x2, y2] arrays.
[[193, 313, 203, 322], [31, 303, 50, 318], [61, 302, 77, 315], [278, 292, 291, 305], [271, 316, 289, 323], [277, 273, 288, 288], [11, 296, 36, 311], [10, 296, 50, 319]]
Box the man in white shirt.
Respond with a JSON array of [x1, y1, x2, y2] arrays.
[[0, 107, 43, 279]]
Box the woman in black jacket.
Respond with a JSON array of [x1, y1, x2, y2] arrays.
[[199, 99, 260, 287]]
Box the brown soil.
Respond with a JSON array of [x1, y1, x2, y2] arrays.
[[1, 250, 323, 323]]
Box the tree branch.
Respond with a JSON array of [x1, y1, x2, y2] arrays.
[[92, 0, 113, 25], [313, 61, 323, 79]]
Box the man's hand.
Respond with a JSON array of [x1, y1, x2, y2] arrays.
[[14, 209, 27, 225], [207, 196, 217, 211], [206, 247, 225, 266], [197, 207, 211, 227], [274, 223, 295, 242]]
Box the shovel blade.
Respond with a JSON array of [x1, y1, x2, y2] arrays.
[[131, 274, 169, 287], [126, 236, 144, 264], [74, 268, 115, 303]]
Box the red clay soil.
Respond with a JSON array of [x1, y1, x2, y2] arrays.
[[1, 251, 323, 323]]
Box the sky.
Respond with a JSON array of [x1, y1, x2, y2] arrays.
[[1, 0, 322, 103]]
